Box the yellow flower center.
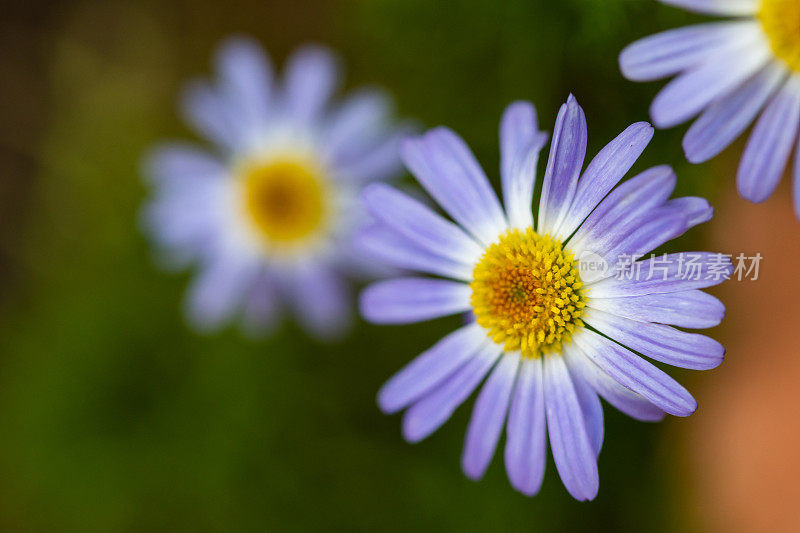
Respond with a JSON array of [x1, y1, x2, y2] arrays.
[[239, 157, 329, 246], [470, 229, 587, 358], [760, 0, 800, 72]]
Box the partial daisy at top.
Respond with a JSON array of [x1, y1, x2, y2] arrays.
[[142, 37, 407, 337], [359, 96, 731, 501], [620, 0, 800, 219]]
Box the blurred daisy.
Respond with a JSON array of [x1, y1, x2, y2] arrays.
[[359, 97, 731, 500], [620, 0, 800, 218], [142, 37, 406, 337]]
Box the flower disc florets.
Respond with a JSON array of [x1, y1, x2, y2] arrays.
[[470, 229, 587, 358]]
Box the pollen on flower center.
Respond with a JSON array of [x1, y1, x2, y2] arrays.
[[470, 229, 587, 358], [760, 0, 800, 72], [239, 157, 328, 245]]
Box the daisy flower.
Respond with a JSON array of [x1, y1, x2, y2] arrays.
[[359, 97, 731, 500], [142, 37, 406, 337], [620, 0, 800, 218]]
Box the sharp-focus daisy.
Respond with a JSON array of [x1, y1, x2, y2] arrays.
[[359, 97, 731, 500], [142, 37, 406, 337], [620, 0, 800, 219]]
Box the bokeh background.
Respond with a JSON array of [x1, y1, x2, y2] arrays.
[[1, 0, 799, 531]]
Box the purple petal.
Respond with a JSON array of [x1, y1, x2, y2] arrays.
[[600, 207, 688, 269], [361, 183, 483, 265], [665, 196, 713, 228], [283, 45, 340, 125], [737, 75, 800, 203], [354, 225, 474, 281], [378, 323, 488, 414], [402, 343, 502, 443], [335, 129, 406, 183], [659, 0, 758, 15], [143, 177, 227, 255], [500, 101, 549, 229], [539, 95, 587, 235], [684, 62, 787, 163], [544, 354, 599, 501], [143, 143, 225, 187], [214, 36, 274, 143], [323, 89, 392, 162], [179, 80, 239, 150], [620, 21, 759, 82], [285, 262, 351, 339], [184, 255, 260, 332], [650, 41, 771, 129], [569, 165, 676, 254], [563, 344, 665, 422], [588, 289, 725, 329], [360, 278, 471, 324], [401, 129, 507, 245], [556, 122, 654, 239], [567, 363, 604, 456], [142, 196, 219, 258], [589, 252, 733, 297], [241, 271, 281, 337], [572, 329, 697, 417], [504, 357, 548, 496], [585, 308, 724, 370], [462, 352, 519, 480], [577, 204, 690, 279]]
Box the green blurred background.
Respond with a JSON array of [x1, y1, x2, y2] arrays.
[[1, 0, 798, 531]]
